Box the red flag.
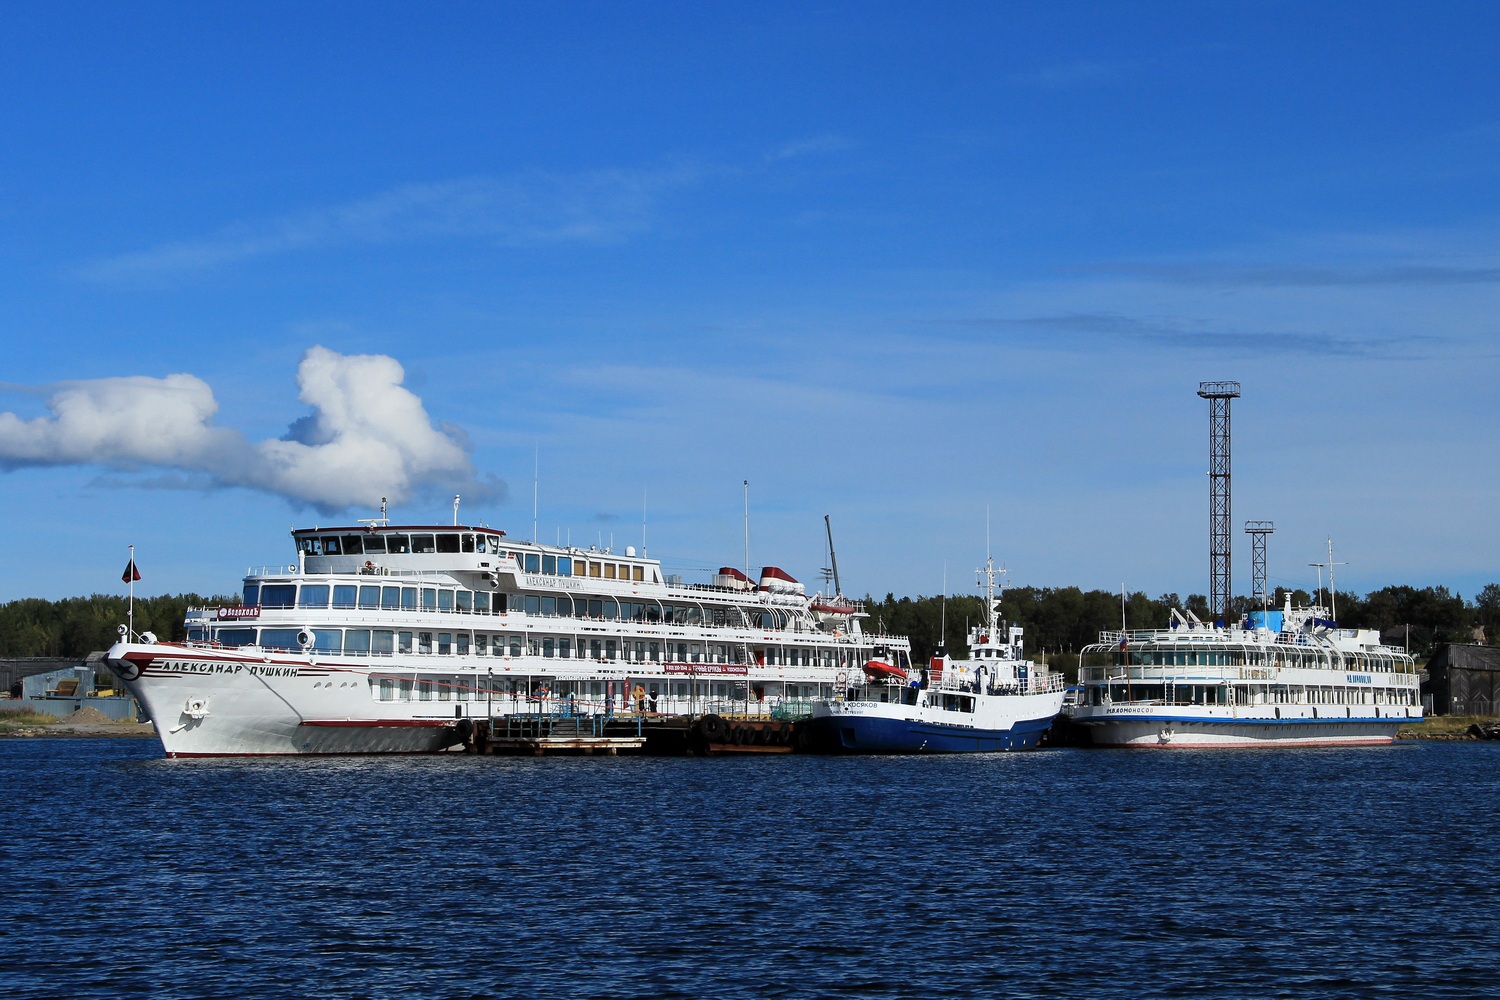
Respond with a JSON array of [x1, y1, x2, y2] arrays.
[[122, 559, 141, 583]]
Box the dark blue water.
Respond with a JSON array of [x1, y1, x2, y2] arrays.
[[5, 739, 1499, 1000]]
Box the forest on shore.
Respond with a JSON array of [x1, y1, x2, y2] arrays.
[[2, 583, 1496, 665]]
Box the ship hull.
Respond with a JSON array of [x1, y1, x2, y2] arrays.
[[106, 643, 466, 756], [804, 692, 1063, 754], [1073, 711, 1414, 748]]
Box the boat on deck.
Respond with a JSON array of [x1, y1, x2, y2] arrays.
[[802, 557, 1066, 753]]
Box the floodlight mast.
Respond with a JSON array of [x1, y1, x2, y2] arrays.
[[1198, 381, 1241, 625], [1245, 520, 1275, 616]]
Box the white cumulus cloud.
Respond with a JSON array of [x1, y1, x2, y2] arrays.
[[0, 347, 497, 512]]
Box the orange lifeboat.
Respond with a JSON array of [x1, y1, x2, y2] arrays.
[[862, 659, 907, 684]]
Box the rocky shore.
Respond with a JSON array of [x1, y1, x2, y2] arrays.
[[0, 705, 157, 739]]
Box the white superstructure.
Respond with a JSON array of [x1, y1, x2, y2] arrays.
[[104, 520, 911, 756], [1069, 595, 1422, 747]]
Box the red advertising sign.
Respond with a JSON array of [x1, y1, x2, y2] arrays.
[[663, 662, 749, 675]]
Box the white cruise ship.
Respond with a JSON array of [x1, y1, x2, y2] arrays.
[[1069, 595, 1422, 747], [104, 519, 912, 756]]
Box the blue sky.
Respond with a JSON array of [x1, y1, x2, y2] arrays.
[[2, 1, 1497, 608]]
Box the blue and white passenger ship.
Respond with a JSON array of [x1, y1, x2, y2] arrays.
[[803, 558, 1067, 753], [103, 512, 911, 756], [1069, 595, 1422, 747]]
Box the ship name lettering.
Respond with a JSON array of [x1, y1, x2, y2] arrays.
[[524, 575, 584, 590]]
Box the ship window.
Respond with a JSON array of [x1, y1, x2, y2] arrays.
[[650, 642, 660, 662], [243, 584, 260, 606], [457, 591, 472, 612], [373, 630, 394, 654], [473, 592, 489, 613], [362, 535, 386, 555], [543, 638, 555, 658], [321, 536, 341, 555], [399, 632, 413, 654], [422, 588, 437, 610], [633, 567, 644, 582], [542, 555, 557, 574], [524, 553, 540, 573], [604, 563, 617, 580], [345, 630, 371, 653], [418, 632, 432, 654], [401, 588, 417, 610], [259, 628, 300, 650], [558, 557, 572, 576], [333, 585, 357, 609], [387, 534, 411, 554], [313, 630, 342, 653], [438, 590, 454, 611], [341, 535, 364, 555], [560, 637, 572, 658], [418, 681, 432, 701], [299, 585, 330, 608], [359, 586, 380, 609], [399, 679, 413, 700], [589, 562, 601, 578], [486, 534, 502, 551], [462, 534, 476, 553], [381, 587, 400, 609], [298, 537, 317, 555], [590, 639, 602, 659], [492, 635, 504, 655], [378, 678, 394, 701], [437, 534, 461, 554], [411, 534, 436, 553], [438, 633, 452, 654], [605, 639, 617, 660], [541, 597, 556, 616], [260, 585, 296, 608], [457, 634, 469, 655], [509, 637, 522, 657]]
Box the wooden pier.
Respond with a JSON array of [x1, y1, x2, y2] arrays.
[[452, 712, 804, 756]]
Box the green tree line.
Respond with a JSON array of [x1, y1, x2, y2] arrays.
[[863, 582, 1500, 666], [2, 583, 1496, 663], [0, 594, 230, 658]]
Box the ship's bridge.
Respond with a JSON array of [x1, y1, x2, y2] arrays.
[[294, 525, 508, 576]]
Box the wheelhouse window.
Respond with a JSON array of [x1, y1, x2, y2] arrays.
[[340, 535, 364, 555], [386, 534, 411, 554], [437, 534, 461, 554], [362, 534, 386, 554], [243, 584, 260, 606], [411, 534, 436, 553]]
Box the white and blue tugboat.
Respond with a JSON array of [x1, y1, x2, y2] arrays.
[[803, 557, 1067, 753]]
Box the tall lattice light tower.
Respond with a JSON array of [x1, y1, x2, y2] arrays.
[[1198, 381, 1241, 624], [1245, 520, 1275, 614]]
